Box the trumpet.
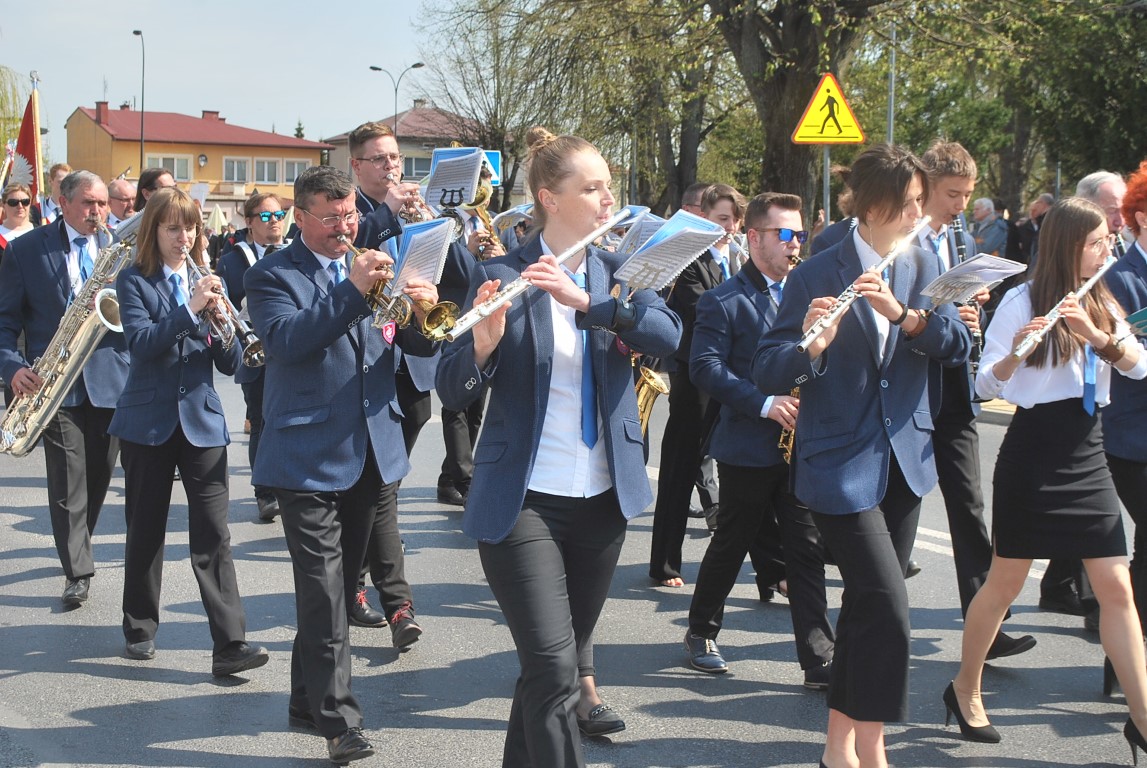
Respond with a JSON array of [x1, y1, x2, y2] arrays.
[[182, 246, 264, 367], [430, 206, 639, 343], [796, 217, 932, 353], [385, 173, 437, 224], [1011, 255, 1117, 360], [336, 235, 459, 338]]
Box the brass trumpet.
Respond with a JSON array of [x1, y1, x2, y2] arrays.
[[336, 235, 459, 338], [182, 246, 264, 367]]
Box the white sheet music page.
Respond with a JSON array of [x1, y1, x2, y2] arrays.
[[921, 253, 1027, 305], [424, 148, 485, 214], [391, 218, 455, 292], [616, 212, 666, 256], [615, 209, 727, 291]]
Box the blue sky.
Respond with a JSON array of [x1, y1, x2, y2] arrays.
[[0, 1, 426, 162]]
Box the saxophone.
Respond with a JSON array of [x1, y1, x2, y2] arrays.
[[777, 387, 800, 464], [1, 212, 142, 456]]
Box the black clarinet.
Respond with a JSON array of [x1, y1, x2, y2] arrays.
[[951, 217, 983, 375], [1115, 234, 1127, 259]]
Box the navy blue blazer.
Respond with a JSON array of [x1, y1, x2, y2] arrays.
[[0, 219, 128, 407], [690, 268, 785, 468], [217, 240, 286, 386], [108, 264, 239, 447], [435, 238, 682, 543], [1103, 241, 1147, 462], [244, 237, 437, 491], [751, 234, 972, 515], [809, 217, 856, 258]]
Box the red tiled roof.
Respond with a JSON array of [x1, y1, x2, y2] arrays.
[[324, 104, 479, 144], [72, 105, 333, 150]]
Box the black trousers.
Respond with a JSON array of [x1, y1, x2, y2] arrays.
[[649, 366, 710, 580], [1107, 453, 1147, 630], [240, 374, 273, 501], [812, 458, 919, 723], [41, 402, 118, 580], [120, 430, 245, 651], [479, 491, 627, 768], [275, 451, 384, 738], [395, 359, 432, 455], [689, 462, 834, 668], [438, 386, 487, 490]]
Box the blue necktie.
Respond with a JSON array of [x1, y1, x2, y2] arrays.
[[929, 234, 944, 255], [570, 271, 598, 448], [717, 256, 730, 281], [74, 236, 94, 282], [1083, 345, 1097, 415], [169, 273, 186, 307], [329, 260, 345, 286], [771, 281, 784, 304]]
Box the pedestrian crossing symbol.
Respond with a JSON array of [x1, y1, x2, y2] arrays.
[[791, 73, 865, 145]]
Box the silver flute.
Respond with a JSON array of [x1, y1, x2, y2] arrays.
[[441, 206, 638, 342], [796, 216, 932, 353], [1011, 255, 1117, 360]]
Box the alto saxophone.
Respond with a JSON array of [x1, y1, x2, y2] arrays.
[[1, 213, 142, 456]]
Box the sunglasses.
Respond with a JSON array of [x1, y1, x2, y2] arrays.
[[256, 210, 287, 222], [5, 198, 31, 207], [754, 227, 808, 245]]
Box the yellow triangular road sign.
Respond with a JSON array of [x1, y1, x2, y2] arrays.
[[791, 73, 865, 145]]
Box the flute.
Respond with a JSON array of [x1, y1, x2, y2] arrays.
[[796, 216, 932, 353], [1011, 255, 1118, 360]]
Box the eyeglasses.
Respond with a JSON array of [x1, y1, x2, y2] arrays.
[[753, 227, 808, 245], [355, 153, 404, 168], [5, 198, 31, 207], [298, 208, 360, 227], [1085, 233, 1117, 254], [109, 196, 134, 203], [162, 224, 197, 237], [255, 210, 287, 222]]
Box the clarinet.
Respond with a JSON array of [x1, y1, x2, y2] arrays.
[[951, 217, 983, 374]]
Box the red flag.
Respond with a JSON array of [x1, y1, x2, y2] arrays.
[[8, 88, 42, 200]]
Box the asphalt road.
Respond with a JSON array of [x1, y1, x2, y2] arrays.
[[0, 378, 1134, 768]]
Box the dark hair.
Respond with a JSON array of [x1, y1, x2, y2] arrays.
[[700, 183, 747, 221], [348, 121, 395, 157], [135, 167, 175, 209], [745, 192, 802, 231], [243, 192, 284, 220], [849, 143, 929, 226], [59, 171, 103, 202], [682, 182, 711, 208], [294, 165, 355, 211], [134, 188, 203, 278], [1025, 197, 1121, 368], [921, 140, 977, 182], [524, 125, 597, 228]]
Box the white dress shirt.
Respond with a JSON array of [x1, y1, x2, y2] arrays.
[[161, 262, 201, 324], [917, 224, 954, 271], [527, 237, 613, 498], [851, 228, 891, 357], [62, 221, 97, 298], [975, 283, 1147, 406]]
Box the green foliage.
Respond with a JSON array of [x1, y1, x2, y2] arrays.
[[0, 66, 29, 145], [294, 119, 305, 139]]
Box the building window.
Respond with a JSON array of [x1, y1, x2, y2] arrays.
[[224, 157, 249, 183], [403, 156, 432, 180], [146, 155, 191, 182], [254, 159, 279, 184], [284, 159, 310, 184]]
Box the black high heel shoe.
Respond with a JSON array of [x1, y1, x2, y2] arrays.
[[1126, 717, 1147, 766], [942, 681, 1001, 743], [1106, 656, 1119, 697]]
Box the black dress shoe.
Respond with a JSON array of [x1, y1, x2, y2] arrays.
[[985, 631, 1037, 661], [327, 727, 374, 766], [288, 706, 318, 731], [1084, 607, 1100, 633], [62, 577, 89, 608], [704, 504, 721, 531], [211, 641, 269, 677], [577, 703, 626, 736], [390, 602, 423, 650], [125, 639, 156, 660], [687, 504, 705, 518], [803, 659, 832, 690], [942, 681, 1000, 743], [256, 495, 280, 522], [348, 587, 387, 628], [1038, 590, 1086, 616], [905, 559, 922, 579], [684, 631, 728, 673], [436, 483, 465, 506]]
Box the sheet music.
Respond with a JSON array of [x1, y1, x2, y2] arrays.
[[616, 212, 666, 256], [615, 209, 726, 291], [390, 218, 455, 293], [424, 148, 485, 215], [491, 203, 533, 229], [922, 253, 1028, 305], [1126, 307, 1147, 337]]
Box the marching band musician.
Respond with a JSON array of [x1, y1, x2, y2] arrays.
[[436, 126, 680, 765], [110, 187, 268, 677], [949, 197, 1147, 756], [244, 166, 440, 764], [0, 170, 128, 608], [753, 144, 971, 768], [217, 192, 289, 522]]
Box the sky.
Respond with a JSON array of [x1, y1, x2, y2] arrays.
[[0, 1, 428, 163]]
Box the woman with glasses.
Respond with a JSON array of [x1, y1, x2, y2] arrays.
[[0, 183, 36, 247], [109, 187, 268, 676], [437, 126, 680, 766], [947, 196, 1147, 757], [753, 144, 971, 768]]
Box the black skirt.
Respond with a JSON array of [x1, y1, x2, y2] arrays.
[[992, 398, 1126, 559]]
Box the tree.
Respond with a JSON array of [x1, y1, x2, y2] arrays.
[[294, 119, 305, 139], [0, 66, 28, 146]]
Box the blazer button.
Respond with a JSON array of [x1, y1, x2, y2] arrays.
[[884, 417, 892, 427], [182, 356, 189, 363], [179, 386, 187, 395], [363, 399, 370, 408], [880, 379, 889, 388], [363, 364, 369, 373]]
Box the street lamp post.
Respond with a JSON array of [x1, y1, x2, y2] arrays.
[[132, 30, 145, 171], [368, 62, 425, 135]]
